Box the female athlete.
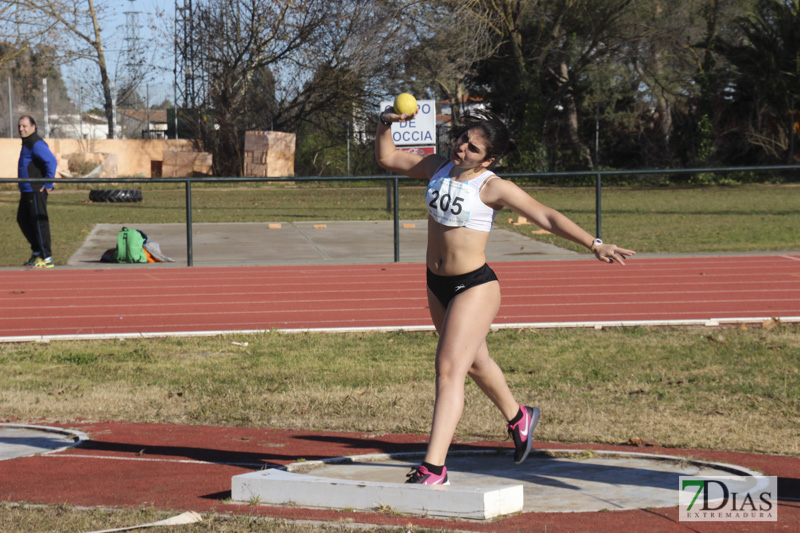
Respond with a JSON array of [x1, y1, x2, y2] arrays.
[[375, 107, 635, 484]]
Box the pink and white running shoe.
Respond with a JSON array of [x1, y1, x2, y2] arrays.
[[507, 405, 540, 464], [405, 464, 449, 485]]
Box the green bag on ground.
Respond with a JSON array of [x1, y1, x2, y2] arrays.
[[115, 227, 147, 263]]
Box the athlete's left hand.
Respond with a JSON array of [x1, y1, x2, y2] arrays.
[[594, 244, 636, 265]]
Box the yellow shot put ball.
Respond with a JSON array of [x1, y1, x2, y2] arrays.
[[393, 93, 417, 116]]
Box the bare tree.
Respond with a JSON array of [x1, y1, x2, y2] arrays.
[[401, 1, 502, 125], [7, 0, 119, 138], [0, 2, 51, 68], [184, 0, 409, 175]]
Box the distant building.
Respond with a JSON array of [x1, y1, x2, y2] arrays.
[[47, 113, 119, 139], [118, 109, 169, 139]]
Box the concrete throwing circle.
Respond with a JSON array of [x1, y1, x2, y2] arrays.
[[0, 424, 88, 461], [284, 448, 761, 513]]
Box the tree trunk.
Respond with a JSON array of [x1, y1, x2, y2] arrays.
[[559, 62, 593, 167], [501, 0, 531, 92], [87, 0, 114, 139]]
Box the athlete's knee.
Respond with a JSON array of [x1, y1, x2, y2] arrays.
[[467, 347, 490, 371], [435, 360, 460, 381], [469, 354, 501, 380], [466, 363, 482, 380], [435, 356, 469, 384]]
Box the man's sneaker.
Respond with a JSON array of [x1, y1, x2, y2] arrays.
[[507, 405, 540, 464], [405, 465, 449, 485], [31, 257, 54, 269], [24, 255, 39, 267]]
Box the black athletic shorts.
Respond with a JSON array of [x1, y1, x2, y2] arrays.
[[426, 263, 498, 309]]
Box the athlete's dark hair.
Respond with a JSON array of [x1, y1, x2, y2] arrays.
[[452, 110, 517, 170]]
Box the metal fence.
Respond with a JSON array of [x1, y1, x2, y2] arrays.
[[3, 164, 798, 266]]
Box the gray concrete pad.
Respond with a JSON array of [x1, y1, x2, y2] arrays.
[[67, 221, 576, 267], [232, 449, 761, 519], [0, 424, 88, 460], [233, 467, 523, 520]]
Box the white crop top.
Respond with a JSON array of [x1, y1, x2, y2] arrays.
[[426, 162, 499, 232]]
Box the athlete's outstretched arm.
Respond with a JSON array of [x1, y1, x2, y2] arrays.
[[484, 178, 636, 264]]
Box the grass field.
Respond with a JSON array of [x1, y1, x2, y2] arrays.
[[2, 327, 798, 455], [0, 503, 407, 532], [1, 325, 798, 531], [1, 183, 798, 265], [1, 183, 799, 532]]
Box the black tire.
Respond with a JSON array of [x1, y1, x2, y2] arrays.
[[89, 189, 143, 203]]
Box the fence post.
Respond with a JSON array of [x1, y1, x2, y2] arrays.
[[8, 77, 12, 136], [595, 106, 602, 238], [393, 177, 400, 262], [791, 96, 796, 164], [42, 78, 49, 137], [595, 174, 602, 239], [185, 180, 193, 266]]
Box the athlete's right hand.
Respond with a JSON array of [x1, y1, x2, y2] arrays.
[[380, 107, 419, 124]]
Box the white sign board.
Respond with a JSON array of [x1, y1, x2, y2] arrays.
[[379, 99, 436, 146]]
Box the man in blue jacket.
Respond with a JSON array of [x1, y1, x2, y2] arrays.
[[17, 115, 57, 269]]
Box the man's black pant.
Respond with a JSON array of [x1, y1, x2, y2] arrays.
[[17, 190, 52, 258]]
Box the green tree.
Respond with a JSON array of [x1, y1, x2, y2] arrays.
[[713, 0, 800, 162], [471, 0, 637, 171]]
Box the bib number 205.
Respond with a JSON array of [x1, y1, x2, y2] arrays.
[[428, 190, 464, 215]]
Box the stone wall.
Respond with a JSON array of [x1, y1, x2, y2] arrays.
[[2, 132, 296, 179], [0, 138, 204, 178]]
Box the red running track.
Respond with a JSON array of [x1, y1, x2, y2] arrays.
[[2, 254, 800, 340], [2, 420, 798, 532]]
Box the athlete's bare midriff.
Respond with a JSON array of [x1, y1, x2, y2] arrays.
[[426, 217, 490, 276]]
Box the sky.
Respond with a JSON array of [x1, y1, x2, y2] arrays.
[[65, 0, 175, 111]]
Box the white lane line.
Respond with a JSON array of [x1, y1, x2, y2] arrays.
[[48, 453, 265, 468], [3, 316, 798, 343]]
